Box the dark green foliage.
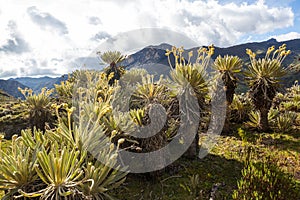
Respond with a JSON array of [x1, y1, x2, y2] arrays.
[[233, 147, 300, 200]]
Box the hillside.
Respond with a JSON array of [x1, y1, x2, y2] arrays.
[[122, 38, 300, 90], [0, 89, 14, 102], [0, 79, 27, 99], [0, 75, 68, 98]]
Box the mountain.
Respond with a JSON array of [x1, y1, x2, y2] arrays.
[[0, 75, 68, 98], [122, 38, 300, 90], [0, 89, 13, 101], [0, 79, 27, 99], [11, 75, 68, 93], [121, 44, 175, 78]]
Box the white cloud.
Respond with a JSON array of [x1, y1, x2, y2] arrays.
[[0, 21, 30, 54], [88, 16, 102, 26], [94, 28, 198, 54], [27, 6, 68, 35], [0, 0, 296, 78], [91, 31, 111, 41], [272, 32, 300, 41]]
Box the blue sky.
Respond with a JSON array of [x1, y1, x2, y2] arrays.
[[0, 0, 299, 78]]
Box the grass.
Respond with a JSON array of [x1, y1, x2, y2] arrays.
[[111, 125, 300, 200], [113, 155, 242, 199]]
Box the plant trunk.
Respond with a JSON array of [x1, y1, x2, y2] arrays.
[[184, 133, 199, 159], [259, 108, 269, 132], [222, 101, 232, 133]]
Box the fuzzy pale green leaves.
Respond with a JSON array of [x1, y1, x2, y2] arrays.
[[169, 63, 209, 101], [31, 147, 85, 199], [19, 87, 54, 131], [98, 51, 126, 65], [166, 45, 211, 103], [0, 135, 39, 199], [1, 74, 128, 199], [212, 55, 243, 89], [213, 55, 243, 74], [131, 74, 170, 108], [245, 44, 291, 89]]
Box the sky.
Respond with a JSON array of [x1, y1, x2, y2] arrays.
[[0, 0, 299, 78]]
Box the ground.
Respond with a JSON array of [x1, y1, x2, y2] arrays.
[[112, 126, 300, 199]]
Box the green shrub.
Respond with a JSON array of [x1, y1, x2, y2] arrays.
[[276, 111, 297, 133], [180, 174, 201, 198], [230, 93, 253, 123], [245, 108, 279, 130], [232, 147, 300, 200]]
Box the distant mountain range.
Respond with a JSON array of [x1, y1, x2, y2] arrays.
[[0, 38, 299, 98], [11, 76, 68, 93], [0, 75, 68, 99]]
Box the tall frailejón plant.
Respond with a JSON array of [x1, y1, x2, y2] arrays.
[[19, 87, 54, 131], [98, 51, 126, 85], [245, 44, 292, 131], [165, 45, 214, 158], [212, 55, 243, 132]]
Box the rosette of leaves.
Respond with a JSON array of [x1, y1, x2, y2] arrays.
[[0, 135, 39, 200], [275, 111, 297, 133], [244, 44, 295, 131], [98, 51, 126, 85], [230, 94, 253, 123], [19, 87, 54, 131]]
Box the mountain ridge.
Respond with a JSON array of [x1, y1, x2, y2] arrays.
[[11, 75, 68, 93], [0, 38, 299, 97], [122, 38, 300, 89], [0, 79, 27, 98]]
